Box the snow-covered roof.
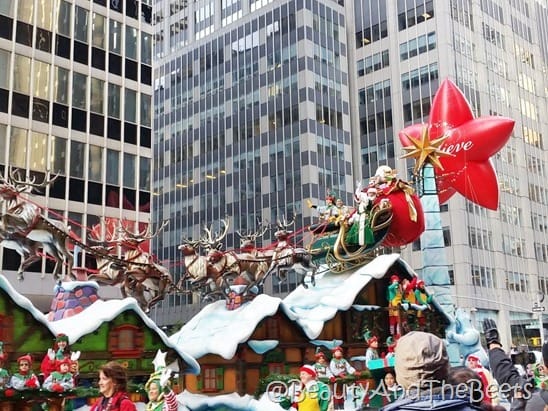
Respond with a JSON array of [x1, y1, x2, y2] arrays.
[[169, 253, 426, 360], [169, 293, 282, 360], [281, 253, 404, 339], [0, 274, 200, 375]]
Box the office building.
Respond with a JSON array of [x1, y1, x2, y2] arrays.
[[152, 0, 547, 347], [0, 0, 154, 310]]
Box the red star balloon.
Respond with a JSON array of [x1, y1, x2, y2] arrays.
[[399, 79, 515, 210]]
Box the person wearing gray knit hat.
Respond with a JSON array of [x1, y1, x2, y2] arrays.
[[381, 332, 482, 411], [394, 331, 450, 390]]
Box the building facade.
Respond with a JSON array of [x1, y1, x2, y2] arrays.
[[0, 0, 153, 310], [152, 0, 547, 347]]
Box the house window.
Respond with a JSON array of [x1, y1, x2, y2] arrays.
[[200, 366, 224, 392], [108, 324, 144, 357]]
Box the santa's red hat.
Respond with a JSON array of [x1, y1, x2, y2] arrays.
[[416, 279, 425, 288], [332, 346, 343, 354], [299, 364, 317, 378], [468, 354, 480, 361], [390, 275, 400, 283]]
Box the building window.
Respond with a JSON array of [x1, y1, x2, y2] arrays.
[[54, 66, 69, 104], [74, 6, 89, 43], [468, 227, 493, 250], [126, 25, 138, 60], [443, 226, 451, 246], [14, 55, 31, 94], [72, 72, 87, 109], [109, 19, 122, 54], [70, 141, 85, 178], [9, 127, 27, 168], [124, 89, 136, 123], [106, 149, 119, 185], [506, 271, 528, 293], [471, 265, 496, 288], [123, 152, 136, 188], [92, 12, 106, 48], [108, 83, 121, 118], [89, 145, 103, 182], [90, 78, 104, 114], [51, 136, 67, 174]]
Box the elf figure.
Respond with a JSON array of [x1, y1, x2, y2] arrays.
[[10, 354, 40, 390], [41, 333, 70, 379], [329, 346, 359, 410], [414, 280, 432, 328], [145, 350, 179, 411], [386, 275, 402, 335], [364, 335, 379, 365], [313, 351, 333, 380], [0, 342, 9, 390], [43, 357, 75, 392]]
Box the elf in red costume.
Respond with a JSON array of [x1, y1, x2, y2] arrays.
[[10, 354, 40, 390], [43, 357, 75, 392]]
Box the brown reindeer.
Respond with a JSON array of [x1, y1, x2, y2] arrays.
[[0, 169, 73, 280], [262, 215, 317, 288], [115, 220, 175, 311], [234, 222, 271, 288], [86, 218, 127, 286]]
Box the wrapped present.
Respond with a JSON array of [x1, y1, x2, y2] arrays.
[[366, 356, 395, 370]]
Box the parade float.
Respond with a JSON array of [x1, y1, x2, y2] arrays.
[[0, 79, 515, 410]]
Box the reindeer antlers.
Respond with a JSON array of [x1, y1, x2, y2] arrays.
[[236, 220, 269, 244], [117, 219, 169, 243], [8, 168, 59, 192], [202, 218, 229, 249]]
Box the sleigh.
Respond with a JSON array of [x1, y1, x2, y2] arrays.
[[307, 201, 393, 272]]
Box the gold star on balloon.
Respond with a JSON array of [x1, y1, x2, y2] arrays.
[[401, 125, 453, 175]]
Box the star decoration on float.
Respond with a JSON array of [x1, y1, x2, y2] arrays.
[[398, 79, 515, 210], [152, 349, 167, 371], [401, 125, 453, 175]]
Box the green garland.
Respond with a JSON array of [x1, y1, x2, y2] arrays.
[[0, 384, 146, 402]]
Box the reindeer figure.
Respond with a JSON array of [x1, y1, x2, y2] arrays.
[[0, 169, 73, 280], [234, 222, 271, 288], [115, 220, 175, 311], [86, 218, 127, 286], [0, 229, 42, 280], [263, 215, 317, 288]]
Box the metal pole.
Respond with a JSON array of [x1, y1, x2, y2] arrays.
[[539, 311, 544, 347]]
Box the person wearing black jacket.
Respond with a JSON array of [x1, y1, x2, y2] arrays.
[[482, 319, 548, 411]]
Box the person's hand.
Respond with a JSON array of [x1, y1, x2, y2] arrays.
[[159, 368, 172, 389], [47, 348, 55, 360], [71, 351, 81, 361], [51, 383, 64, 392], [482, 318, 501, 346]]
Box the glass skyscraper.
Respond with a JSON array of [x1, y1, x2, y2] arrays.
[[153, 0, 547, 346]]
